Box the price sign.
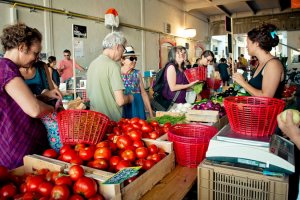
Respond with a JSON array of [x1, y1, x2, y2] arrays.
[[102, 166, 141, 184]]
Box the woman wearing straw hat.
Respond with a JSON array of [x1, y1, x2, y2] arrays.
[[121, 46, 154, 119]]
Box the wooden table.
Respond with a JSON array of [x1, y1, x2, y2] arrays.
[[141, 165, 197, 200]]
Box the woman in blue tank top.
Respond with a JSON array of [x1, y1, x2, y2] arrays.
[[232, 24, 284, 98]]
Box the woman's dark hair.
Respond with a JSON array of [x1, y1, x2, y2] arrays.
[[0, 23, 42, 52], [247, 23, 279, 52], [201, 50, 215, 60], [48, 56, 56, 64], [167, 46, 186, 70]]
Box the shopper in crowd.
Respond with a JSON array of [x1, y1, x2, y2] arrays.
[[0, 23, 62, 169], [19, 60, 52, 95], [194, 50, 215, 99], [218, 58, 230, 86], [87, 32, 133, 121], [162, 46, 198, 103], [232, 24, 284, 98], [121, 46, 154, 119], [57, 49, 85, 85], [47, 56, 60, 88]]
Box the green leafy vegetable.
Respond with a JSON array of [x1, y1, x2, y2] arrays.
[[193, 83, 204, 94], [152, 115, 186, 125]]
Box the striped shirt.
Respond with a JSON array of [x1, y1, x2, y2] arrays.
[[0, 58, 49, 169]]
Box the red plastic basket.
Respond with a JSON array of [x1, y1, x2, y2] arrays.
[[184, 66, 207, 83], [57, 110, 110, 145], [224, 96, 285, 137], [207, 78, 222, 90], [168, 124, 218, 168]]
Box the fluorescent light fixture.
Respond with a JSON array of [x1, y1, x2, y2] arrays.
[[183, 28, 196, 38]]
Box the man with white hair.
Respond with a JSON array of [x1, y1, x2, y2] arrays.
[[87, 32, 133, 121]]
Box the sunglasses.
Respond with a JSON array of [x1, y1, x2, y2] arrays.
[[126, 57, 137, 62]]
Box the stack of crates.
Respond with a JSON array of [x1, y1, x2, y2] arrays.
[[198, 160, 289, 200]]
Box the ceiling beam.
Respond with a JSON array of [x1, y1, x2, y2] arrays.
[[216, 5, 232, 16], [185, 0, 250, 11], [279, 0, 291, 11], [245, 1, 258, 14]]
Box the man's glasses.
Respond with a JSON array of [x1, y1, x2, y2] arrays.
[[126, 57, 137, 62]]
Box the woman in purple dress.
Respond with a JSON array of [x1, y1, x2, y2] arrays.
[[162, 46, 198, 103], [0, 23, 62, 169]]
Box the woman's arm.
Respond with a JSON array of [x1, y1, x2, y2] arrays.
[[48, 67, 58, 89], [233, 60, 283, 97], [5, 77, 54, 118], [166, 65, 198, 92], [138, 73, 154, 118]]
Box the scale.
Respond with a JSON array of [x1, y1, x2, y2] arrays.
[[206, 125, 295, 174]]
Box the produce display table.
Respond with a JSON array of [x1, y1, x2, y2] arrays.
[[141, 165, 197, 200]]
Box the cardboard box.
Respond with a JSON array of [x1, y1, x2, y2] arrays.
[[198, 160, 289, 200], [35, 139, 175, 200]]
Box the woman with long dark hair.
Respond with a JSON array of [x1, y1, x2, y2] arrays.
[[232, 23, 284, 98]]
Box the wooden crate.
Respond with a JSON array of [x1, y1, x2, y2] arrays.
[[185, 110, 219, 123], [198, 160, 289, 200], [35, 139, 175, 200]]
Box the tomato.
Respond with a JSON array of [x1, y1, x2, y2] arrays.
[[131, 122, 142, 130], [22, 191, 42, 200], [163, 122, 171, 128], [0, 165, 8, 181], [59, 145, 72, 155], [61, 149, 78, 162], [108, 141, 118, 153], [96, 141, 109, 148], [113, 127, 122, 135], [73, 177, 98, 198], [0, 183, 17, 198], [158, 152, 167, 159], [69, 194, 85, 200], [42, 149, 58, 159], [147, 144, 158, 154], [138, 119, 148, 126], [38, 181, 53, 197], [141, 124, 153, 133], [94, 147, 112, 160], [90, 159, 108, 170], [150, 120, 159, 127], [88, 194, 105, 200], [132, 140, 144, 148], [122, 124, 134, 132], [48, 171, 60, 182], [135, 158, 146, 167], [109, 156, 121, 168], [162, 127, 169, 133], [35, 168, 50, 177], [69, 165, 85, 181], [148, 131, 160, 139], [20, 183, 27, 193], [130, 117, 140, 124], [79, 147, 95, 161], [70, 157, 83, 165], [135, 147, 148, 159], [127, 130, 142, 141], [150, 153, 162, 163], [107, 134, 117, 143], [26, 175, 44, 192], [51, 185, 70, 200], [143, 160, 155, 170], [121, 149, 136, 162], [74, 143, 86, 151], [116, 160, 132, 171], [55, 175, 73, 187], [116, 135, 133, 149]]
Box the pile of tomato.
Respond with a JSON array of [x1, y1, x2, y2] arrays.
[[42, 118, 169, 176], [0, 164, 104, 200], [108, 117, 171, 140]]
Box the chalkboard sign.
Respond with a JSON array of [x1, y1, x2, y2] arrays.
[[103, 166, 141, 184]]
